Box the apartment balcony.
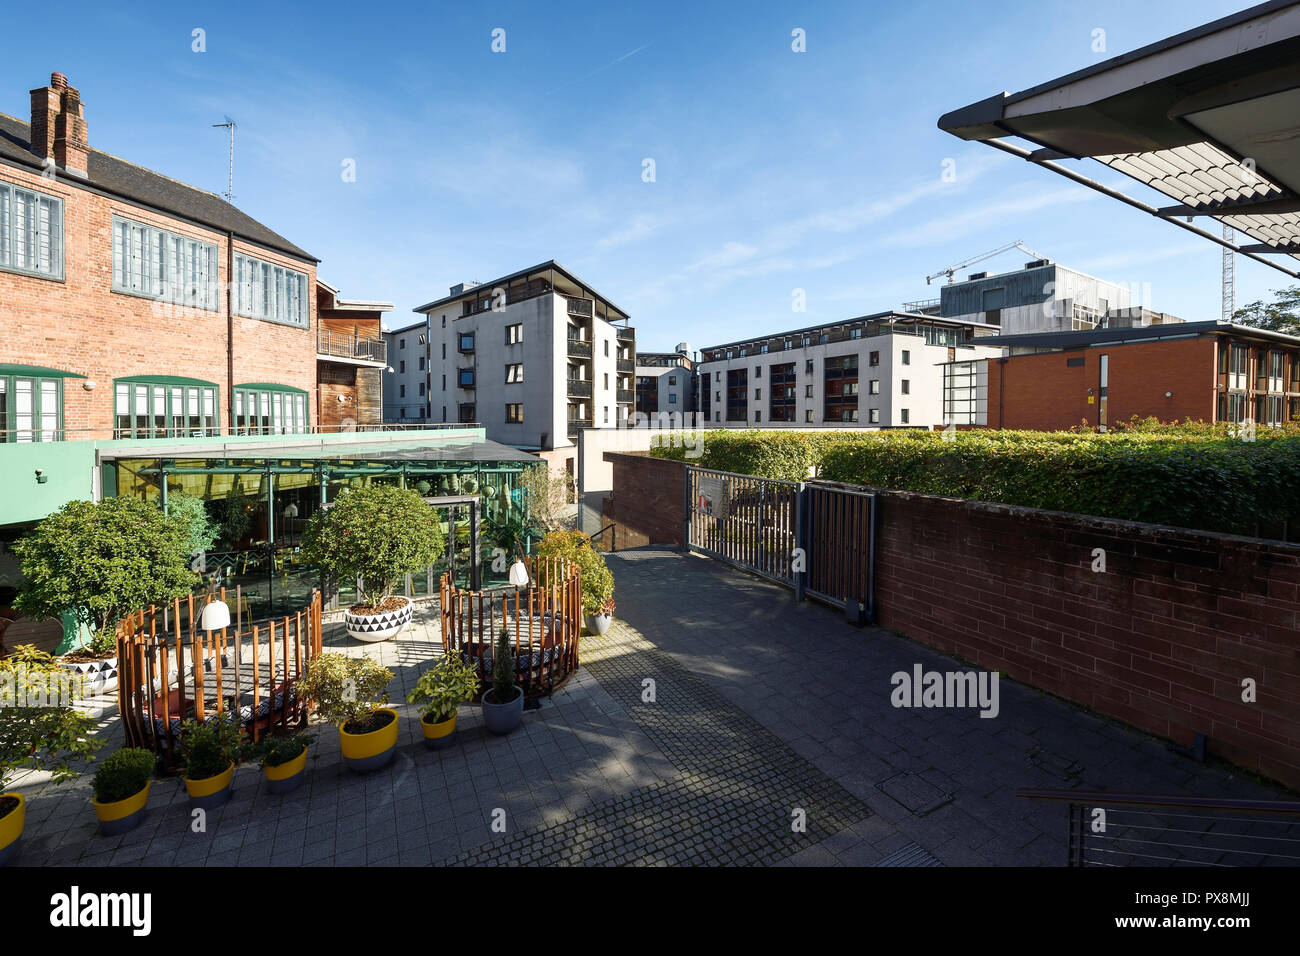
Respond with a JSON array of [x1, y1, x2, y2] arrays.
[[566, 419, 593, 437], [616, 326, 635, 342], [317, 329, 387, 367], [616, 358, 633, 373], [566, 297, 594, 318], [567, 338, 593, 359], [616, 388, 634, 404], [567, 379, 593, 398]]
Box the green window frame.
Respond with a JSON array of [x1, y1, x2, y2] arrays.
[[0, 180, 64, 279], [233, 253, 309, 328], [234, 383, 309, 435], [114, 376, 219, 439], [0, 365, 73, 442], [111, 214, 219, 309]]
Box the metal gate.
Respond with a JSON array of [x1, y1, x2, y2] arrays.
[[685, 467, 875, 620]]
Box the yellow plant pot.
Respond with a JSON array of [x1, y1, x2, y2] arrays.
[[0, 793, 25, 866], [184, 763, 234, 811], [264, 748, 309, 795], [93, 781, 151, 836], [420, 712, 457, 750], [340, 707, 399, 772]]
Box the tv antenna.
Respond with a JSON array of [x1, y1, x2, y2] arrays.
[[212, 116, 236, 202]]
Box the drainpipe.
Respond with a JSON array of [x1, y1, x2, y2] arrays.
[[226, 231, 235, 431]]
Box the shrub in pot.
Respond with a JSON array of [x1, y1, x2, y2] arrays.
[[301, 486, 446, 642], [13, 497, 195, 693], [179, 715, 242, 810], [91, 748, 156, 836], [587, 597, 616, 637], [1, 647, 102, 863], [247, 732, 313, 795], [407, 651, 479, 749], [535, 530, 615, 633], [296, 653, 397, 772], [481, 627, 523, 736]]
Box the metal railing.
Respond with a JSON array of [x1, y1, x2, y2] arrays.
[[566, 419, 593, 436], [0, 421, 479, 445], [616, 388, 634, 404], [566, 297, 594, 317], [616, 326, 635, 341], [317, 328, 387, 363], [616, 358, 633, 372], [567, 339, 592, 358], [1020, 789, 1300, 866], [567, 379, 592, 398]]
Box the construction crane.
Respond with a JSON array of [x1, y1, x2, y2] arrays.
[[1222, 223, 1236, 322], [925, 240, 1048, 285]]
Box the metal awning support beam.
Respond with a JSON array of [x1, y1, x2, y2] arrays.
[[1156, 196, 1300, 217], [1237, 242, 1300, 253], [980, 137, 1300, 280]]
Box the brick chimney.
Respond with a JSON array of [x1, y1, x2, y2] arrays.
[[29, 73, 89, 176]]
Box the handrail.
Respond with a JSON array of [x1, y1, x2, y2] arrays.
[[1018, 788, 1300, 815]]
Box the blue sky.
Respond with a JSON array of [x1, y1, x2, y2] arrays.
[[2, 0, 1289, 350]]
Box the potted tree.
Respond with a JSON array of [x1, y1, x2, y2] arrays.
[[1, 646, 102, 864], [12, 497, 195, 693], [481, 626, 523, 735], [247, 732, 312, 795], [91, 748, 156, 837], [296, 653, 397, 772], [179, 715, 242, 810], [301, 486, 445, 642], [407, 651, 479, 749], [535, 529, 615, 635]]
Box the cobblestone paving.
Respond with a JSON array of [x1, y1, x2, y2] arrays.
[[448, 620, 873, 865]]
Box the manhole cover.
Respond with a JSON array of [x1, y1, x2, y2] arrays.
[[875, 771, 953, 817]]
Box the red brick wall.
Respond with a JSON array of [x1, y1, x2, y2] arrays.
[[604, 452, 1300, 788], [0, 161, 317, 435], [989, 337, 1217, 429], [602, 451, 685, 548]]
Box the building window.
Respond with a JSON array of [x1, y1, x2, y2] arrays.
[[419, 357, 426, 371], [0, 182, 63, 280], [784, 340, 793, 351], [234, 384, 308, 435], [115, 378, 219, 439], [111, 215, 217, 307], [419, 382, 425, 396], [233, 253, 309, 327], [458, 403, 476, 423], [869, 408, 880, 424], [902, 350, 911, 366], [441, 374, 446, 391], [604, 373, 609, 389], [755, 366, 762, 378], [458, 369, 475, 388], [869, 380, 880, 395], [505, 324, 523, 345], [1228, 344, 1248, 390], [755, 410, 762, 422], [669, 375, 677, 386], [0, 370, 66, 442], [442, 316, 447, 328], [869, 351, 880, 367], [805, 409, 813, 422], [824, 354, 859, 422], [805, 384, 813, 398], [506, 363, 524, 384], [458, 333, 475, 353], [769, 362, 796, 422], [668, 393, 677, 404], [901, 379, 910, 395], [399, 385, 406, 398], [849, 328, 862, 339], [399, 338, 406, 350], [759, 344, 769, 354], [726, 369, 748, 422], [399, 360, 406, 373], [805, 360, 814, 374], [900, 408, 909, 424], [505, 403, 523, 423], [603, 406, 609, 424]]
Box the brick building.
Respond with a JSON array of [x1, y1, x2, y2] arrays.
[[943, 322, 1300, 430], [315, 280, 391, 430]]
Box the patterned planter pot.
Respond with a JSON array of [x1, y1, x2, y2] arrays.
[[344, 597, 413, 643], [59, 656, 119, 696], [0, 793, 25, 867]]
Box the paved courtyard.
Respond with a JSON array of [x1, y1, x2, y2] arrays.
[[8, 548, 1292, 867]]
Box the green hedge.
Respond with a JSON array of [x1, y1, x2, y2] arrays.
[[650, 425, 1300, 536]]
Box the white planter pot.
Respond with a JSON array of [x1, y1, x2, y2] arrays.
[[59, 656, 119, 695], [344, 597, 413, 643], [585, 613, 612, 636]]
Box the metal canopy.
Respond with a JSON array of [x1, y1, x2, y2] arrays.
[[938, 0, 1300, 277]]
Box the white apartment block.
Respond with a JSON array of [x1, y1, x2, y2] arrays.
[[382, 322, 430, 422], [695, 313, 1002, 429], [634, 344, 693, 423], [415, 261, 635, 450]]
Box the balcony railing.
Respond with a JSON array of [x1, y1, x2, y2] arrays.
[[317, 329, 387, 364], [616, 389, 634, 404], [616, 326, 635, 341], [566, 297, 594, 318], [616, 358, 633, 373], [566, 419, 593, 436], [567, 339, 592, 358], [567, 379, 592, 398]]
